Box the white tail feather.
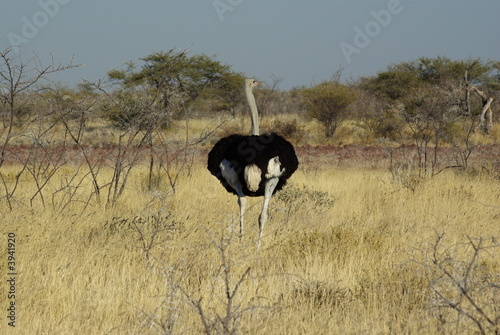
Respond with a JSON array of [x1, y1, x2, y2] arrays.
[[265, 157, 284, 179], [244, 164, 261, 192]]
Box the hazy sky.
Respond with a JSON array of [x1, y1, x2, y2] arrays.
[[2, 0, 499, 89]]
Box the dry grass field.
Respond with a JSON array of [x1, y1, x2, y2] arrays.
[[1, 118, 499, 334]]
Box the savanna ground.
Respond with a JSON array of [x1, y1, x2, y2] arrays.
[[1, 116, 499, 334]]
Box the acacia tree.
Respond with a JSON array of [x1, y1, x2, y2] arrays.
[[107, 49, 244, 125], [361, 57, 496, 174], [398, 82, 463, 174], [300, 81, 357, 137]]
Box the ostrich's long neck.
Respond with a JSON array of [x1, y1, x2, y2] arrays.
[[245, 85, 259, 135]]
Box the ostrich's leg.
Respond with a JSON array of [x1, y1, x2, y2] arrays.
[[223, 175, 246, 236], [230, 185, 245, 237], [220, 159, 246, 236], [258, 177, 279, 250], [238, 196, 246, 235]]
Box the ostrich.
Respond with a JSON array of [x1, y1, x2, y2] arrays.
[[207, 78, 298, 249]]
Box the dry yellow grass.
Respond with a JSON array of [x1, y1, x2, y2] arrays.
[[1, 158, 499, 334]]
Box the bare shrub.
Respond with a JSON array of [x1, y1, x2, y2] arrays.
[[126, 214, 182, 259], [0, 47, 77, 209], [137, 227, 261, 335], [418, 234, 500, 334]]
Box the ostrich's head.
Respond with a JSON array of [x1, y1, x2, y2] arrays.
[[245, 78, 260, 89]]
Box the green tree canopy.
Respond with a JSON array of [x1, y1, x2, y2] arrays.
[[300, 81, 357, 137], [108, 49, 245, 113], [363, 56, 491, 103]]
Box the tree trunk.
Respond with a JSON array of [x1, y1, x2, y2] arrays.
[[469, 86, 494, 133], [479, 97, 493, 133]]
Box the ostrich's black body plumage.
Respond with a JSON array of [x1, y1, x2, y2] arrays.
[[207, 133, 298, 197]]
